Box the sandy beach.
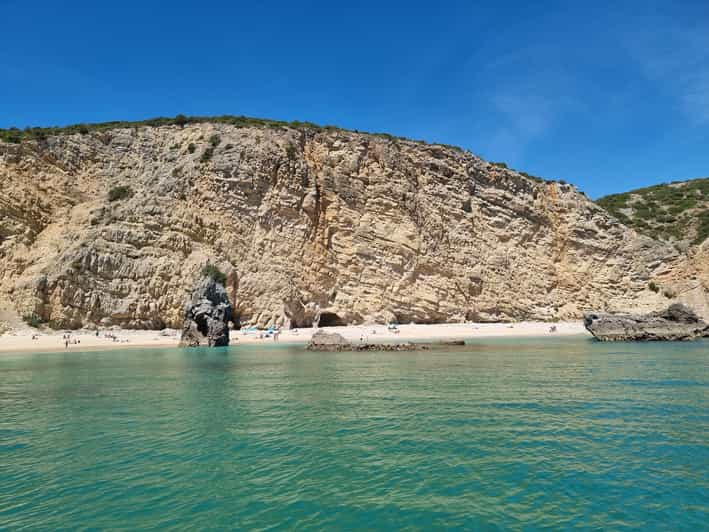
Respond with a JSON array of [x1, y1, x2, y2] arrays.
[[0, 321, 589, 354]]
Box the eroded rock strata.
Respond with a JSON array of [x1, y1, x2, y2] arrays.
[[1, 122, 707, 329]]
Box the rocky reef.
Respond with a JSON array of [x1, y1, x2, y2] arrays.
[[583, 304, 709, 341], [0, 120, 707, 329], [306, 329, 422, 351], [306, 330, 351, 351], [179, 276, 233, 347]]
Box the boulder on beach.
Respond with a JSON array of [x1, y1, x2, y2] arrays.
[[583, 304, 709, 341], [179, 277, 233, 347]]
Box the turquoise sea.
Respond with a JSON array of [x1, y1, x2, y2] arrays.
[[0, 336, 707, 530]]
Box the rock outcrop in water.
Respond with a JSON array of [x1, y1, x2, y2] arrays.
[[0, 119, 707, 329], [179, 276, 233, 347], [306, 329, 423, 351], [583, 304, 709, 341], [306, 329, 351, 351]]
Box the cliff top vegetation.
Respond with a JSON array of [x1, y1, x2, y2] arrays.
[[597, 178, 709, 245]]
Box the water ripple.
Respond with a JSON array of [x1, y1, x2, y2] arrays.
[[0, 339, 707, 529]]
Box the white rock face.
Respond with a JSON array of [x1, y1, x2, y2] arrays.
[[0, 123, 707, 329]]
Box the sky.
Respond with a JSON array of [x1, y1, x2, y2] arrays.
[[1, 0, 707, 198]]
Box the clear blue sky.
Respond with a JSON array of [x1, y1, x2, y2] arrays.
[[1, 0, 707, 198]]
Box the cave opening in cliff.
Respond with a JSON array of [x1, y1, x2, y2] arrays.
[[319, 312, 345, 327], [195, 315, 208, 336]]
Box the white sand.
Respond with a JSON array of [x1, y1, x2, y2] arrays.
[[0, 328, 181, 354], [0, 321, 588, 354]]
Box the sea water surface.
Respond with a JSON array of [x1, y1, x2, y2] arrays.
[[0, 336, 707, 530]]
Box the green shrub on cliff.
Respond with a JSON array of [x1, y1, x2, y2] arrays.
[[200, 147, 214, 162], [108, 185, 134, 202], [695, 210, 709, 245], [23, 313, 44, 328], [0, 128, 22, 143], [202, 263, 227, 285]]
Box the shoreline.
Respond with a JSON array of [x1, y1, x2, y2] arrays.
[[0, 321, 589, 354]]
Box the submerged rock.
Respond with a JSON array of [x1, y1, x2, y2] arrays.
[[583, 304, 709, 341], [179, 277, 233, 347]]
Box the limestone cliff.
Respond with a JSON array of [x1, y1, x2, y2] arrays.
[[1, 121, 707, 329]]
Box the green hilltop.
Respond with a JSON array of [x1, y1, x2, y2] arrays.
[[0, 113, 463, 151], [0, 114, 573, 187], [597, 178, 709, 245]]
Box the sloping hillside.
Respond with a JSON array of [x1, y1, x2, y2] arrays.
[[1, 118, 707, 328], [597, 178, 709, 246]]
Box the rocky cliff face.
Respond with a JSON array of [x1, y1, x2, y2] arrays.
[[1, 122, 707, 329]]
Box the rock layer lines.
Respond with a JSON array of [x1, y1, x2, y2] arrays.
[[1, 123, 707, 328]]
